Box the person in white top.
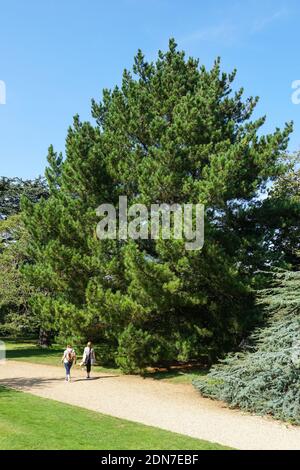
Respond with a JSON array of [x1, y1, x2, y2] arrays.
[[61, 345, 76, 382], [81, 341, 96, 379]]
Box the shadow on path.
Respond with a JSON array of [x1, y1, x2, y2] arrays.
[[0, 376, 64, 390], [75, 377, 103, 382], [0, 373, 120, 390]]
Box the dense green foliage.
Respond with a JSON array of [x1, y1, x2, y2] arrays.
[[21, 40, 295, 372], [233, 159, 300, 269], [0, 177, 48, 219], [0, 216, 39, 336], [0, 178, 48, 336], [193, 269, 300, 424]]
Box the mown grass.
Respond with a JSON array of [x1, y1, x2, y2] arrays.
[[0, 387, 230, 450], [3, 338, 121, 374]]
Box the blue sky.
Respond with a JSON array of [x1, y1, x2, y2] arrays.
[[0, 0, 300, 179]]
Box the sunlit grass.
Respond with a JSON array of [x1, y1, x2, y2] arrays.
[[0, 387, 230, 450]]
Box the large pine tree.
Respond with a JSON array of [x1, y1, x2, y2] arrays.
[[22, 40, 292, 371]]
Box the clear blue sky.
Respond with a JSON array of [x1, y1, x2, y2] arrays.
[[1, 0, 300, 179]]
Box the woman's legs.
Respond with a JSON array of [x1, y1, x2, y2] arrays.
[[64, 362, 72, 381], [64, 362, 69, 380], [86, 361, 91, 378]]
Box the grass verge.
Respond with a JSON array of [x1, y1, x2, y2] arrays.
[[0, 386, 230, 450]]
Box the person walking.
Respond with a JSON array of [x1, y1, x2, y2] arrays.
[[61, 344, 76, 382], [82, 341, 96, 379]]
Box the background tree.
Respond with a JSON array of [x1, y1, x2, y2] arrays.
[[224, 154, 300, 273], [0, 177, 49, 338], [0, 177, 48, 219], [0, 215, 40, 336]]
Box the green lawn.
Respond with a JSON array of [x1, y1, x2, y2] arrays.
[[3, 338, 207, 383], [0, 387, 229, 450], [4, 339, 64, 365], [4, 339, 121, 374]]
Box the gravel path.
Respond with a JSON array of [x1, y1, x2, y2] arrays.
[[0, 361, 299, 450]]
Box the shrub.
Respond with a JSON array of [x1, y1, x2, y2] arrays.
[[193, 269, 300, 424], [116, 325, 161, 374]]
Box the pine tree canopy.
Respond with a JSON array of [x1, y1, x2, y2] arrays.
[[21, 40, 295, 372]]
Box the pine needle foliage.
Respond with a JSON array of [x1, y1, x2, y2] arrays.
[[21, 40, 293, 372]]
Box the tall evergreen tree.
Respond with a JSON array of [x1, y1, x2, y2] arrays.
[[22, 40, 292, 371]]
